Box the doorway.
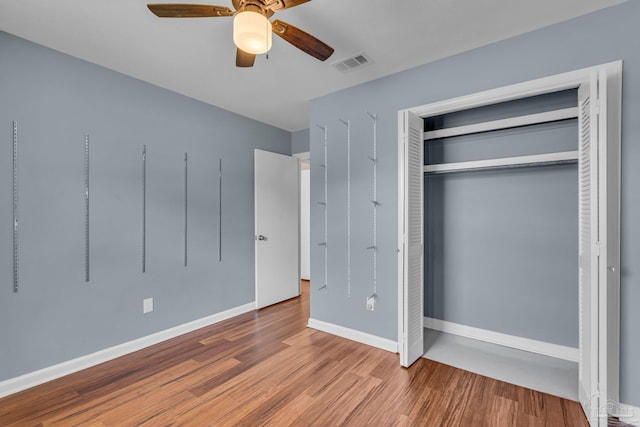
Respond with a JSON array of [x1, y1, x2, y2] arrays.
[[298, 152, 311, 321], [295, 151, 311, 282]]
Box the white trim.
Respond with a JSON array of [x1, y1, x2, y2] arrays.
[[605, 61, 623, 405], [293, 151, 310, 170], [397, 111, 406, 365], [409, 61, 621, 119], [0, 302, 256, 399], [424, 317, 579, 363], [424, 107, 578, 140], [598, 61, 623, 415], [307, 318, 398, 353], [611, 403, 640, 426], [424, 151, 578, 174], [292, 151, 310, 162]]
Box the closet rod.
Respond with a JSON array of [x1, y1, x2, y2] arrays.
[[424, 150, 578, 175], [423, 107, 578, 141]]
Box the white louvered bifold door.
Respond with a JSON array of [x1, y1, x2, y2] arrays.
[[596, 65, 620, 427], [578, 73, 600, 426], [599, 64, 621, 424], [400, 111, 424, 367]]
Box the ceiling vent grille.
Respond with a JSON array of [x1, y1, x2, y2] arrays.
[[332, 53, 372, 73]]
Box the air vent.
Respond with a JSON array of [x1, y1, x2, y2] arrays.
[[332, 53, 372, 73]]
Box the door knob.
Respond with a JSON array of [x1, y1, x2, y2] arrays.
[[608, 266, 616, 272], [256, 235, 267, 241]]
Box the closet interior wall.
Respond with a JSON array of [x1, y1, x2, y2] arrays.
[[424, 89, 580, 348]]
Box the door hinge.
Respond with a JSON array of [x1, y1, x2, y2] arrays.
[[595, 241, 601, 257]]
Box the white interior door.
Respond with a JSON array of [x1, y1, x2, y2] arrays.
[[255, 149, 300, 309], [398, 110, 424, 367], [593, 65, 621, 426], [600, 65, 621, 413], [578, 73, 601, 425], [578, 66, 622, 426]]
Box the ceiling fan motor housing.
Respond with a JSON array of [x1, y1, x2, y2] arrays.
[[232, 0, 285, 16]]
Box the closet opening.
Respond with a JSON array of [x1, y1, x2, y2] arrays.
[[423, 89, 580, 400], [397, 62, 621, 426]]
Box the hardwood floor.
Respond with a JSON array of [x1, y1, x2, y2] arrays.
[[0, 280, 588, 426]]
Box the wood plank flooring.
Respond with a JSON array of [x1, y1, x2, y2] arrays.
[[0, 281, 589, 426]]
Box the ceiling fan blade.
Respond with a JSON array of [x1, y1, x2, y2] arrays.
[[147, 4, 233, 18], [236, 49, 256, 67], [271, 20, 334, 61]]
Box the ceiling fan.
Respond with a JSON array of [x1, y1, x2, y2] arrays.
[[147, 0, 335, 67]]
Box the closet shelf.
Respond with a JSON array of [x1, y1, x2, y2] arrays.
[[423, 107, 578, 141], [424, 151, 578, 175]]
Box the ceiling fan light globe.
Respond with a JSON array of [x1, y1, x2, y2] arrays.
[[233, 11, 272, 55]]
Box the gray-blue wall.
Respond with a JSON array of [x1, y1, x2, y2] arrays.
[[0, 31, 291, 381], [425, 91, 579, 347], [309, 1, 640, 406], [291, 128, 310, 154]]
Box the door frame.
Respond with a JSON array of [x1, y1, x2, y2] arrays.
[[397, 61, 621, 425], [293, 152, 311, 281]]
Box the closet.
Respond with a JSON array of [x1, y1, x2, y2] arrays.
[[423, 89, 580, 398], [397, 62, 621, 426]]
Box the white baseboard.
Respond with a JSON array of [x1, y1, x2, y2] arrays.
[[0, 302, 256, 399], [307, 318, 398, 353], [424, 317, 579, 362]]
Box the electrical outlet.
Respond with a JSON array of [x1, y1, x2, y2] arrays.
[[366, 296, 375, 311], [143, 298, 154, 314]]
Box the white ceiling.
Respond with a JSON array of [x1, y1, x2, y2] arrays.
[[0, 0, 624, 131]]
